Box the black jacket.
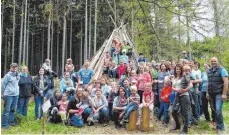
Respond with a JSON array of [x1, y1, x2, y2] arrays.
[[18, 75, 33, 97], [33, 75, 49, 96]]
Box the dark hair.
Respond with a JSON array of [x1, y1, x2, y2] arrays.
[[174, 64, 183, 78], [118, 87, 126, 97], [160, 64, 168, 72], [194, 61, 200, 69]]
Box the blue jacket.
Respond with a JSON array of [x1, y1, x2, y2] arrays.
[[59, 78, 74, 93], [1, 71, 20, 96]]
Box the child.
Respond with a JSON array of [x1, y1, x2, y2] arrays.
[[103, 52, 112, 74], [120, 86, 140, 124], [157, 77, 172, 125], [138, 53, 146, 66], [65, 58, 75, 71], [117, 60, 127, 79], [119, 50, 129, 64], [136, 83, 154, 127], [58, 94, 69, 121], [42, 59, 52, 72], [108, 60, 118, 78]]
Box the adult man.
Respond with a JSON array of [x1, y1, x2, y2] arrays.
[[1, 63, 20, 128], [207, 57, 228, 133], [182, 51, 190, 61], [78, 61, 94, 86]]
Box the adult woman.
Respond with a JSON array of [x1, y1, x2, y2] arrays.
[[92, 89, 109, 126], [18, 66, 33, 116], [50, 89, 62, 107], [112, 87, 127, 129], [171, 64, 193, 134], [60, 72, 74, 96], [33, 68, 49, 120], [201, 63, 213, 122], [154, 64, 170, 108], [137, 65, 152, 103]]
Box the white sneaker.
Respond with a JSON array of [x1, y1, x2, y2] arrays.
[[150, 120, 153, 127]]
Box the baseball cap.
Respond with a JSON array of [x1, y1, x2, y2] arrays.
[[182, 51, 187, 54], [10, 63, 18, 67]]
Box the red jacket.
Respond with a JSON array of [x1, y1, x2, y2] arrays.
[[160, 86, 172, 103], [117, 64, 127, 79]]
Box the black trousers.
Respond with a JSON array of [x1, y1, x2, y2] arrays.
[[138, 90, 144, 103], [113, 110, 123, 126], [172, 95, 190, 132]]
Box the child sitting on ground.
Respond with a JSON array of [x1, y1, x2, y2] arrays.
[[120, 86, 140, 125], [157, 77, 172, 125], [58, 94, 69, 121], [136, 83, 154, 127]]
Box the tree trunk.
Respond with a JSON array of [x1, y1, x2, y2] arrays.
[[88, 0, 92, 58], [4, 30, 8, 74], [31, 33, 34, 74], [62, 11, 67, 76], [12, 0, 16, 63], [23, 0, 28, 63], [185, 9, 191, 59], [113, 0, 117, 26], [84, 0, 88, 61], [80, 19, 83, 66], [93, 0, 97, 55], [70, 6, 73, 58], [42, 28, 44, 64], [213, 0, 219, 36], [47, 0, 51, 59], [18, 1, 24, 65], [26, 11, 30, 66], [51, 19, 54, 68], [56, 25, 59, 74]]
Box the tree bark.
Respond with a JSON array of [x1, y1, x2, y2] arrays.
[[88, 0, 92, 58], [26, 11, 30, 66], [56, 25, 59, 74], [41, 28, 44, 64], [18, 1, 24, 65], [23, 0, 28, 63], [51, 18, 54, 68], [12, 0, 16, 63], [93, 0, 97, 55], [47, 0, 51, 59], [62, 11, 67, 76], [4, 30, 8, 74], [80, 19, 83, 66], [70, 6, 73, 58], [84, 0, 88, 61]]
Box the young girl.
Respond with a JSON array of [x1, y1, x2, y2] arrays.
[[65, 58, 74, 71], [120, 86, 140, 124], [58, 94, 69, 121], [157, 77, 172, 125], [136, 83, 154, 127], [117, 60, 127, 79]]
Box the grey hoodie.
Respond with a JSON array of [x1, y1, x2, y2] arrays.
[[1, 71, 20, 96]]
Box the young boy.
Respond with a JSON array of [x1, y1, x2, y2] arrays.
[[136, 83, 154, 127], [157, 77, 172, 125], [120, 86, 140, 125]]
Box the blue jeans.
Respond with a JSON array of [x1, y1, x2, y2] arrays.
[[108, 69, 117, 78], [157, 102, 169, 122], [93, 107, 109, 121], [209, 94, 224, 130], [35, 95, 44, 119], [2, 96, 18, 128], [18, 97, 30, 116], [123, 103, 137, 120]]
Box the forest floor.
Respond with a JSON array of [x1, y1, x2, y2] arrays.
[[1, 99, 229, 134]]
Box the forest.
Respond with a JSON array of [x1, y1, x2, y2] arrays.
[[1, 0, 229, 76]]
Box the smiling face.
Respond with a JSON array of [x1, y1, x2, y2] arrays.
[[204, 64, 209, 70], [22, 66, 28, 74], [39, 68, 45, 75], [210, 57, 218, 68], [119, 88, 125, 97]]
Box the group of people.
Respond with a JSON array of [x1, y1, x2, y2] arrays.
[[1, 39, 228, 134]]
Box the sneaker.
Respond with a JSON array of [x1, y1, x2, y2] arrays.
[[123, 119, 129, 123], [136, 117, 141, 125], [210, 121, 216, 127], [10, 122, 16, 126], [120, 119, 125, 125], [150, 121, 153, 127], [216, 129, 222, 135]]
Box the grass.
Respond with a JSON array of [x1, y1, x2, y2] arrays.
[[1, 100, 229, 134]]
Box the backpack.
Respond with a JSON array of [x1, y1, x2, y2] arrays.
[[47, 106, 62, 124]]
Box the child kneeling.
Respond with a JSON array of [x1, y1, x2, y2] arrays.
[[136, 83, 154, 127], [120, 86, 140, 124]]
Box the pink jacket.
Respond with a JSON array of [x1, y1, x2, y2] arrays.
[[58, 100, 68, 112], [137, 73, 152, 91]]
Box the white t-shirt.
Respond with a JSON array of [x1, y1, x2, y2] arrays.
[[172, 78, 189, 96]]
